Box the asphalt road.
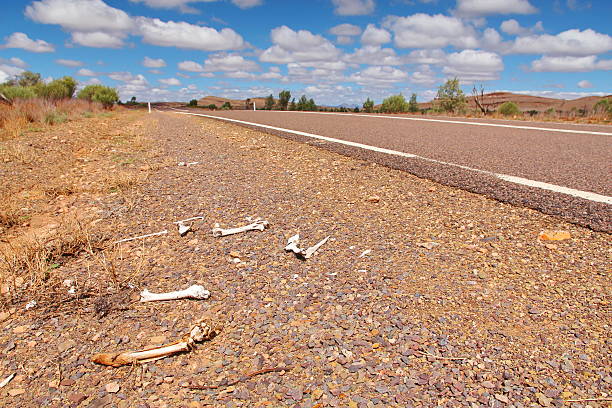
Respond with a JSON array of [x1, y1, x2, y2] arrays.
[[175, 109, 612, 232]]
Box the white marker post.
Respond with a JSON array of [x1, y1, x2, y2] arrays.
[[253, 101, 256, 111], [148, 102, 151, 113]]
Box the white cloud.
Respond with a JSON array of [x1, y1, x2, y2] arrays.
[[178, 61, 205, 72], [442, 49, 504, 81], [497, 89, 606, 100], [231, 0, 263, 8], [350, 66, 408, 87], [530, 55, 612, 72], [336, 36, 354, 45], [55, 58, 84, 67], [159, 77, 181, 85], [143, 56, 166, 68], [129, 0, 216, 13], [82, 77, 102, 85], [76, 68, 98, 76], [361, 24, 391, 46], [577, 80, 592, 89], [0, 63, 26, 83], [454, 0, 537, 17], [0, 57, 28, 68], [286, 63, 346, 84], [332, 0, 375, 16], [383, 14, 479, 49], [344, 45, 402, 65], [70, 31, 125, 48], [135, 17, 245, 51], [203, 53, 260, 72], [403, 49, 447, 65], [2, 32, 55, 53], [330, 23, 362, 36], [509, 29, 612, 56], [409, 65, 438, 85], [26, 0, 132, 33], [260, 26, 341, 64], [500, 19, 543, 35]]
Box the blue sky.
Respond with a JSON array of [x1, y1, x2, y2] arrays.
[[0, 0, 610, 105]]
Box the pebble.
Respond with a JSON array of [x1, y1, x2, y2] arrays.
[[105, 382, 120, 393]]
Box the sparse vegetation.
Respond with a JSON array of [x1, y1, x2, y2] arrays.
[[221, 101, 232, 110], [207, 104, 217, 110], [265, 94, 275, 110], [296, 95, 317, 111], [498, 101, 521, 117], [188, 99, 197, 107], [381, 94, 409, 113], [436, 77, 466, 113], [408, 93, 419, 113], [278, 90, 291, 111], [593, 98, 612, 117], [363, 98, 374, 113]]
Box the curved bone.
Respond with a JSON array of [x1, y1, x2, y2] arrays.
[[284, 234, 330, 259], [140, 284, 210, 302]]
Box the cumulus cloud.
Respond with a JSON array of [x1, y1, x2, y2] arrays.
[[143, 56, 166, 68], [500, 19, 543, 36], [577, 80, 592, 88], [330, 23, 362, 36], [203, 53, 260, 72], [260, 26, 341, 64], [55, 58, 84, 67], [454, 0, 537, 17], [178, 60, 205, 72], [26, 0, 132, 33], [332, 0, 375, 15], [159, 77, 181, 85], [286, 63, 346, 84], [509, 29, 612, 56], [530, 55, 612, 72], [409, 65, 438, 85], [344, 45, 402, 65], [231, 0, 263, 8], [383, 14, 478, 49], [350, 66, 408, 87], [403, 49, 447, 65], [0, 57, 28, 68], [76, 68, 98, 76], [442, 49, 504, 81], [361, 24, 391, 46], [129, 0, 215, 13], [70, 31, 125, 48], [0, 61, 26, 83], [135, 17, 245, 50], [2, 32, 55, 53]]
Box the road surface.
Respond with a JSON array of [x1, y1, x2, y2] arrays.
[[174, 109, 612, 232]]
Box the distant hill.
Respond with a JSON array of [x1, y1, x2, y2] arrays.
[[420, 92, 612, 113], [197, 95, 269, 109]]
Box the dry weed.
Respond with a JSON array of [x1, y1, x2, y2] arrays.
[[102, 171, 145, 193]]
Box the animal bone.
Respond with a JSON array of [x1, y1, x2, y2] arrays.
[[284, 234, 330, 259], [0, 373, 15, 388], [212, 220, 268, 237], [173, 216, 204, 224], [114, 230, 168, 244], [178, 161, 199, 167], [92, 320, 218, 368], [177, 222, 191, 236], [140, 284, 210, 302]]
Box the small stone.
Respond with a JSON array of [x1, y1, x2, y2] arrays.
[[311, 389, 324, 400], [8, 388, 26, 396], [229, 251, 240, 258], [366, 195, 380, 203], [535, 392, 552, 406], [481, 381, 495, 389], [417, 242, 439, 250], [67, 392, 87, 404], [538, 230, 571, 241], [105, 382, 120, 393], [58, 340, 76, 352], [60, 379, 76, 386], [494, 394, 509, 403], [12, 325, 29, 334], [477, 271, 489, 280], [149, 336, 166, 344]]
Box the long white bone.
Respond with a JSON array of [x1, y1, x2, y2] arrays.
[[114, 230, 168, 244], [92, 320, 218, 367], [212, 220, 268, 237], [140, 284, 210, 302], [285, 234, 330, 259]]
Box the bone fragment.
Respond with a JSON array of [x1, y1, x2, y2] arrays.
[[114, 230, 168, 244], [173, 216, 204, 224], [25, 300, 37, 310], [177, 222, 191, 236], [212, 220, 268, 237], [284, 234, 330, 259], [140, 284, 210, 302], [0, 373, 15, 388], [92, 320, 218, 367], [178, 161, 199, 167], [358, 249, 371, 258], [417, 242, 439, 250]]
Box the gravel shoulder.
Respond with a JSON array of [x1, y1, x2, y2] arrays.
[[0, 111, 610, 407]]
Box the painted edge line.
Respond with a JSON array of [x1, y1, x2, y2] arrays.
[[270, 110, 612, 136], [173, 110, 612, 205]]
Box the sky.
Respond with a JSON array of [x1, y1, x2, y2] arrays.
[[0, 0, 610, 105]]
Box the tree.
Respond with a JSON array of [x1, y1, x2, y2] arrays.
[[264, 94, 275, 110], [497, 101, 521, 116], [593, 98, 612, 116], [207, 104, 217, 110], [289, 98, 296, 111], [77, 84, 119, 108], [278, 90, 291, 110], [296, 95, 308, 111], [381, 94, 409, 113], [436, 77, 466, 113], [57, 76, 77, 98], [363, 98, 374, 113], [353, 107, 360, 113], [188, 99, 197, 107], [131, 96, 137, 104], [221, 101, 232, 110], [408, 93, 419, 113], [7, 71, 42, 87], [307, 98, 317, 111]]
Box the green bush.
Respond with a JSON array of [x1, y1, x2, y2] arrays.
[[408, 93, 419, 113], [0, 85, 37, 101], [381, 94, 409, 113], [188, 99, 197, 107], [593, 98, 612, 116], [436, 78, 466, 113], [221, 102, 232, 110], [498, 101, 521, 116], [44, 111, 67, 125], [78, 85, 118, 109], [363, 98, 374, 113], [207, 104, 217, 110]]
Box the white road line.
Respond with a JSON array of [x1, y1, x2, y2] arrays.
[[173, 111, 612, 205], [271, 110, 612, 136]]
